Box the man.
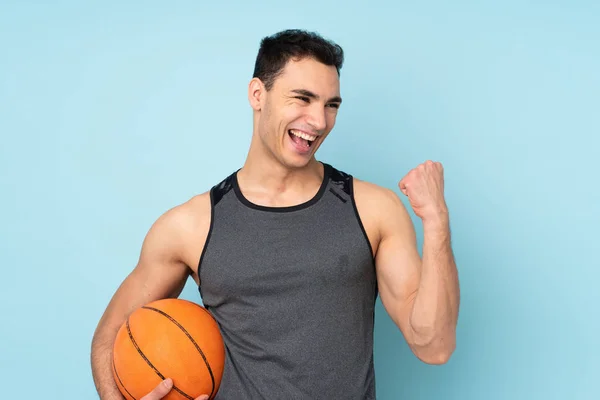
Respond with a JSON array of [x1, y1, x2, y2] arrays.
[[91, 29, 460, 400]]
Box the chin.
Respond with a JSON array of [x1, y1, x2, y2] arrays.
[[280, 155, 314, 170], [279, 133, 322, 169], [286, 147, 322, 169]]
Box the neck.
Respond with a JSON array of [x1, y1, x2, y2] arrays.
[[237, 132, 324, 198]]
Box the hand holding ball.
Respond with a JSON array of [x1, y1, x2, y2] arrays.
[[112, 299, 225, 400]]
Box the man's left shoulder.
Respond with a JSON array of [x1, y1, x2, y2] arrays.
[[351, 176, 415, 253], [325, 162, 408, 214], [352, 176, 404, 210]]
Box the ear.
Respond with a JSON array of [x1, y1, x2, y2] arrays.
[[248, 78, 264, 111]]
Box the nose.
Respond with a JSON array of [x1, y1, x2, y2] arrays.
[[306, 104, 327, 133]]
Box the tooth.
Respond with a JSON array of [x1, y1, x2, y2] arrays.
[[291, 130, 316, 141]]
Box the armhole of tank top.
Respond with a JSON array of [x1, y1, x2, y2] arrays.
[[349, 177, 375, 261], [197, 187, 216, 280]]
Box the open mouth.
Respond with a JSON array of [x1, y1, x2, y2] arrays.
[[288, 129, 317, 149]]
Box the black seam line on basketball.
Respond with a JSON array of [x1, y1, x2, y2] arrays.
[[113, 357, 137, 400], [142, 306, 216, 399], [126, 318, 195, 400]]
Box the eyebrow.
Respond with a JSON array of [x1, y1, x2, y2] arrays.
[[291, 89, 342, 104]]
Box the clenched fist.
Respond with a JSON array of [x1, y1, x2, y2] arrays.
[[398, 160, 448, 222]]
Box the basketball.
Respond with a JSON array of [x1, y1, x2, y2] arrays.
[[112, 298, 225, 400]]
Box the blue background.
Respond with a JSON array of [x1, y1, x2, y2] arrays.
[[1, 1, 598, 399]]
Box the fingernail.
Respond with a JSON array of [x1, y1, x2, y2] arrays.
[[163, 378, 173, 387]]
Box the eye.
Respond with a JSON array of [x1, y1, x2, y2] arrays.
[[295, 96, 310, 102], [327, 103, 340, 109]]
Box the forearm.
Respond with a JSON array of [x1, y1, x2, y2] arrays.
[[91, 328, 124, 400], [409, 215, 460, 357]]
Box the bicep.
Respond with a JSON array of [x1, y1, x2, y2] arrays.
[[96, 209, 192, 333], [374, 191, 422, 337]]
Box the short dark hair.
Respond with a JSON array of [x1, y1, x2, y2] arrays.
[[252, 29, 344, 91]]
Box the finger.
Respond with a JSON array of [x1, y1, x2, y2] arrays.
[[141, 378, 173, 400], [399, 182, 408, 196], [195, 395, 209, 400]]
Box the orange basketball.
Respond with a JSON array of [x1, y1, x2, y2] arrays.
[[112, 298, 225, 400]]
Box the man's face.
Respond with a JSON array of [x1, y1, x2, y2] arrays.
[[254, 57, 342, 169]]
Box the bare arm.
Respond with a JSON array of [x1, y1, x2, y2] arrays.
[[364, 161, 459, 364], [91, 195, 209, 399], [374, 189, 459, 364], [414, 214, 459, 351]]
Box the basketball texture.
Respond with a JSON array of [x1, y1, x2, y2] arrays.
[[112, 298, 225, 400]]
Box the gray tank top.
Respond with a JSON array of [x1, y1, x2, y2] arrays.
[[198, 162, 378, 399]]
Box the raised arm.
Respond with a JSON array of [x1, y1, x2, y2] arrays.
[[90, 193, 210, 399], [369, 161, 460, 364]]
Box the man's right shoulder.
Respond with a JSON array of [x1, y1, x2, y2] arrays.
[[161, 190, 212, 231], [140, 190, 213, 270], [147, 169, 237, 253]]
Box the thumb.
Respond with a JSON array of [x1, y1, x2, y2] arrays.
[[195, 396, 209, 400], [398, 180, 408, 196], [141, 378, 173, 400]]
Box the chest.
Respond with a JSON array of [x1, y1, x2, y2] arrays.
[[199, 208, 375, 304]]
